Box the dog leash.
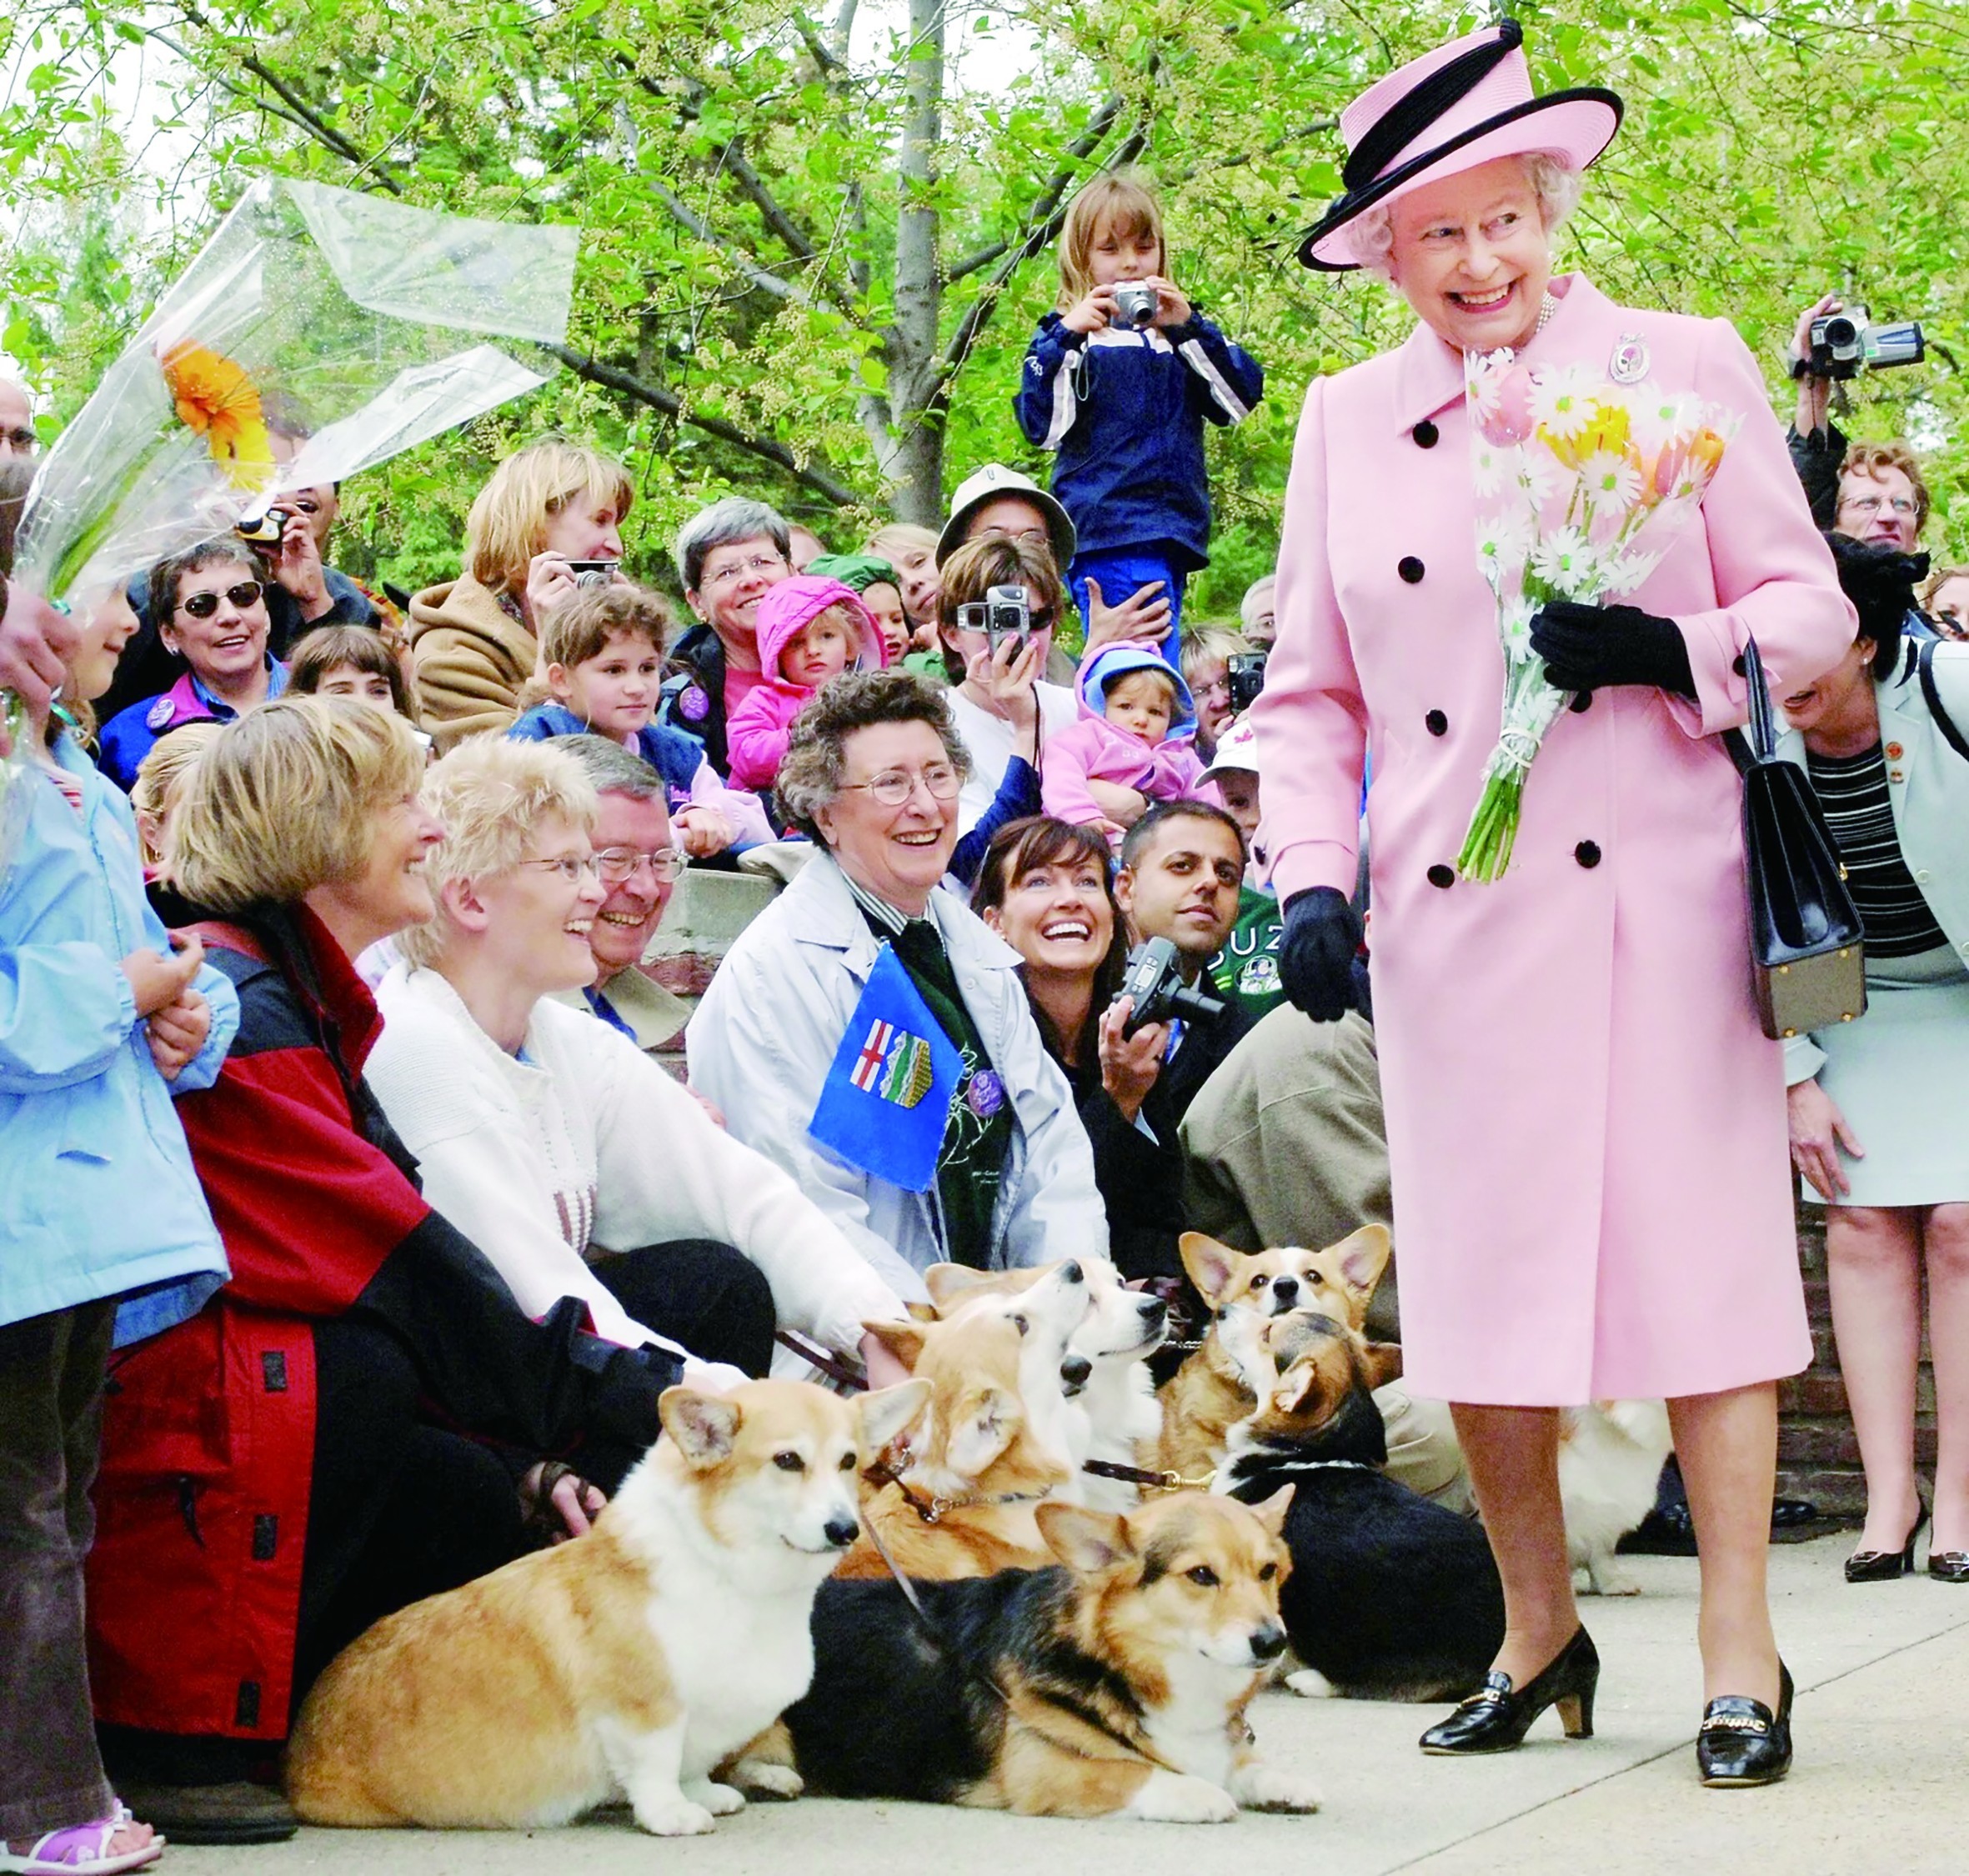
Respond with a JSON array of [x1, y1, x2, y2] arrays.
[[862, 1457, 1053, 1525], [1080, 1458, 1218, 1493], [774, 1329, 869, 1393]]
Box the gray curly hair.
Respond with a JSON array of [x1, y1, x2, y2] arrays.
[[774, 668, 973, 845], [1346, 152, 1584, 282]]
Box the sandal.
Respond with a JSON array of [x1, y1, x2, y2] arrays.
[[2, 1804, 164, 1874]]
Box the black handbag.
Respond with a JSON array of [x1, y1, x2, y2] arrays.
[[1730, 637, 1866, 1041]]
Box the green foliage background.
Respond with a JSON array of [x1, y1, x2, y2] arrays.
[[3, 0, 1964, 613]]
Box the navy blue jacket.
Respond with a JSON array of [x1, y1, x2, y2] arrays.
[[1014, 309, 1263, 568]]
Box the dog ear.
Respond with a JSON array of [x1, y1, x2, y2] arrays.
[[946, 1385, 1019, 1478], [857, 1378, 931, 1454], [1247, 1483, 1295, 1537], [1037, 1502, 1135, 1575], [1272, 1354, 1325, 1417], [923, 1264, 997, 1313], [1327, 1223, 1392, 1303], [862, 1319, 928, 1373], [659, 1387, 741, 1468], [1359, 1338, 1404, 1390], [1179, 1232, 1243, 1306]]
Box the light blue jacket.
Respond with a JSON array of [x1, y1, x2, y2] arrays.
[[0, 733, 235, 1336], [1780, 638, 1969, 1084]]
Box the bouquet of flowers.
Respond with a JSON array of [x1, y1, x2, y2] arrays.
[[1455, 351, 1738, 882], [1, 178, 581, 869]]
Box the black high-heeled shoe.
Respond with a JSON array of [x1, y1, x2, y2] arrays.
[[1418, 1628, 1599, 1755], [1846, 1493, 1928, 1583], [1929, 1551, 1969, 1583], [1697, 1661, 1793, 1787]]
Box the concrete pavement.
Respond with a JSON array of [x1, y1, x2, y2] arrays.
[[168, 1534, 1969, 1876]]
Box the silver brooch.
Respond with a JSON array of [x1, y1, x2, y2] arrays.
[[1609, 333, 1651, 385]]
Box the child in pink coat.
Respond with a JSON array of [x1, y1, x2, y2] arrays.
[[1040, 639, 1219, 838], [725, 576, 887, 791]]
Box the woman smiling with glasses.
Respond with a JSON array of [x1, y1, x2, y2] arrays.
[[364, 733, 910, 1383], [691, 669, 1105, 1296]]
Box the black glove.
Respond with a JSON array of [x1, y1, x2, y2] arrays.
[[1278, 887, 1361, 1023], [1530, 600, 1696, 699]]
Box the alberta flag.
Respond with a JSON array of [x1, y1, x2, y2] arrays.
[[809, 942, 963, 1193]]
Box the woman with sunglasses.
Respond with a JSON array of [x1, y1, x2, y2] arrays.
[[98, 540, 287, 790], [691, 668, 1104, 1295], [363, 733, 910, 1381]]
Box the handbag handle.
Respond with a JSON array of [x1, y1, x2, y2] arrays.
[[1740, 634, 1778, 764]]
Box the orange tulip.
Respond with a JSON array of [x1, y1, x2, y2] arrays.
[[158, 342, 273, 491]]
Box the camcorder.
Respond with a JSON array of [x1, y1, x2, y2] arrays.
[[1803, 307, 1925, 382], [1113, 936, 1225, 1038], [1111, 283, 1159, 329], [1227, 650, 1269, 714], [565, 559, 622, 590], [956, 584, 1032, 649]]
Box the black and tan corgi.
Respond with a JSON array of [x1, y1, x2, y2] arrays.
[[735, 1492, 1320, 1823]]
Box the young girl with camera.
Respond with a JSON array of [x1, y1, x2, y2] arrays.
[[1014, 173, 1264, 666]]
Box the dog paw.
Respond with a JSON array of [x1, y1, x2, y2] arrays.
[[1125, 1769, 1238, 1824], [1591, 1570, 1640, 1597], [1284, 1667, 1335, 1699], [729, 1758, 804, 1801], [685, 1779, 746, 1816], [1231, 1763, 1321, 1814], [634, 1796, 718, 1837]]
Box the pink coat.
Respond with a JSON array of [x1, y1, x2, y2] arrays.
[[1250, 274, 1855, 1404], [726, 578, 884, 791], [1041, 639, 1220, 827]]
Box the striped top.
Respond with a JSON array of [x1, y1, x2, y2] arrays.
[[1806, 741, 1946, 958]]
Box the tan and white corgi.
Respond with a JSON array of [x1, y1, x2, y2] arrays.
[[834, 1283, 1081, 1582], [285, 1377, 927, 1836], [1559, 1401, 1674, 1595], [1158, 1227, 1391, 1482], [739, 1490, 1320, 1822], [926, 1256, 1166, 1512]]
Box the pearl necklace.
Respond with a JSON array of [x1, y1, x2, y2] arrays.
[[1534, 289, 1559, 337]]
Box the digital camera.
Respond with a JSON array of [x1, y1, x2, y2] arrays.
[[1226, 650, 1269, 714], [1806, 307, 1925, 381], [1112, 283, 1159, 328], [955, 584, 1032, 648], [1113, 936, 1225, 1038], [565, 559, 622, 590]]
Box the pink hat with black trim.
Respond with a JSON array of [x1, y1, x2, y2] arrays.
[[1298, 19, 1621, 272]]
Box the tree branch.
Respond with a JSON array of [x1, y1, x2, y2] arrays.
[[649, 178, 817, 308], [715, 136, 819, 262], [945, 91, 1125, 286], [546, 344, 861, 508]]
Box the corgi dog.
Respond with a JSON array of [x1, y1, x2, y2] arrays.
[[926, 1257, 1166, 1512], [736, 1491, 1320, 1823], [284, 1378, 927, 1837], [833, 1278, 1085, 1582], [1158, 1227, 1391, 1482], [1217, 1312, 1505, 1704], [1558, 1401, 1674, 1596]]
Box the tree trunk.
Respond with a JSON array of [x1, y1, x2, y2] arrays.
[[888, 0, 944, 524]]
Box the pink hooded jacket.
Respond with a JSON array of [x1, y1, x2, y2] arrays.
[[1040, 639, 1220, 828], [725, 577, 887, 791]]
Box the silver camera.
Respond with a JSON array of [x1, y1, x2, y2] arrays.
[[1806, 307, 1925, 382], [955, 584, 1031, 648], [1112, 283, 1158, 328]]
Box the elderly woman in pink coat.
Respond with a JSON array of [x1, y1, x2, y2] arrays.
[[1250, 22, 1852, 1787]]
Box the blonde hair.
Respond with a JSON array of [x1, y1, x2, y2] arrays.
[[1179, 623, 1250, 683], [540, 582, 674, 673], [1057, 172, 1166, 311], [1346, 151, 1583, 282], [131, 722, 223, 870], [168, 696, 425, 912], [465, 440, 634, 596], [397, 735, 599, 969], [863, 522, 938, 569]]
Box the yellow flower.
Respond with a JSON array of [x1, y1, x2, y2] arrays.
[[158, 342, 274, 491]]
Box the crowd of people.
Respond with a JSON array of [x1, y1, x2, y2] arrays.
[[3, 22, 1967, 1862]]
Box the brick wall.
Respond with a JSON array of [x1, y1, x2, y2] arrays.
[[1777, 1202, 1935, 1521]]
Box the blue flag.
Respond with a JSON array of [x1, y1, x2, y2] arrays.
[[809, 943, 963, 1193]]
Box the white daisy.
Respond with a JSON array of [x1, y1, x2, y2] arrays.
[[1629, 391, 1702, 454], [1579, 450, 1643, 513], [1529, 364, 1602, 442], [1531, 528, 1601, 597], [1516, 448, 1563, 509], [1602, 547, 1664, 596], [1471, 443, 1511, 497]]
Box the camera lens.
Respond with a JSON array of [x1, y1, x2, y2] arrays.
[[1823, 316, 1859, 348]]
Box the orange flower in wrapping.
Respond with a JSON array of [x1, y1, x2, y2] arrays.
[[158, 341, 274, 491]]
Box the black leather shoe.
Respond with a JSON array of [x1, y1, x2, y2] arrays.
[[1846, 1496, 1928, 1583], [114, 1781, 298, 1845], [1929, 1551, 1969, 1583], [1697, 1662, 1793, 1787], [1619, 1502, 1697, 1556], [1419, 1628, 1599, 1754], [1771, 1495, 1819, 1529]]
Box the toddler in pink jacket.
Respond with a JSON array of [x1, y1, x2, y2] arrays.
[[725, 576, 887, 791], [1040, 639, 1219, 838]]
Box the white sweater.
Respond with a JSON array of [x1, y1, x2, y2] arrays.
[[366, 963, 907, 1359]]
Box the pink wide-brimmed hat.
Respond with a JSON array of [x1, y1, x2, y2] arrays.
[[1298, 19, 1621, 272]]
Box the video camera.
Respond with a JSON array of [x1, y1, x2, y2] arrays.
[[1801, 306, 1925, 382], [1112, 936, 1225, 1038], [955, 584, 1032, 650], [1226, 649, 1269, 714]]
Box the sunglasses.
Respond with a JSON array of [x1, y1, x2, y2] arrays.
[[180, 581, 266, 619]]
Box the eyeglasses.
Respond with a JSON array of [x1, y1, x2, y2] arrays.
[[1841, 493, 1917, 518], [842, 763, 962, 806], [0, 426, 36, 453], [595, 845, 685, 883], [700, 552, 788, 591], [515, 853, 602, 883], [982, 525, 1051, 551], [180, 581, 265, 618]]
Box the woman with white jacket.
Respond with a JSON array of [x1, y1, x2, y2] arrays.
[[689, 669, 1106, 1298], [364, 734, 910, 1381]]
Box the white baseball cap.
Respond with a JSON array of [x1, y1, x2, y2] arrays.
[[1198, 713, 1260, 787], [936, 463, 1077, 569]]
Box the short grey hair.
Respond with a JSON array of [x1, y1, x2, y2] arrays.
[[557, 732, 667, 803], [674, 497, 790, 594], [774, 668, 972, 844], [1347, 152, 1584, 283]]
